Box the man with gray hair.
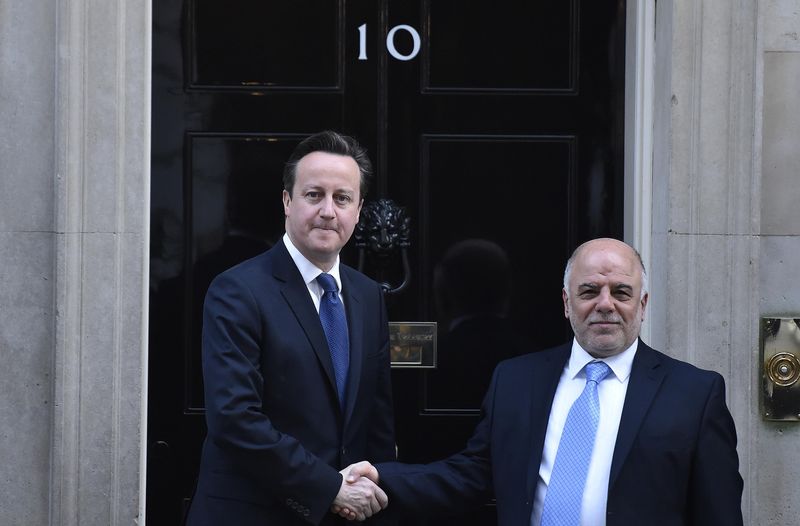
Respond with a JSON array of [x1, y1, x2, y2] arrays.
[[342, 237, 743, 525]]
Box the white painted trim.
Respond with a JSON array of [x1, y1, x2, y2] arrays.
[[625, 0, 656, 343], [139, 0, 153, 522]]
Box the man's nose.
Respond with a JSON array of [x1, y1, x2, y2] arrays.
[[595, 289, 615, 312], [319, 196, 335, 218]]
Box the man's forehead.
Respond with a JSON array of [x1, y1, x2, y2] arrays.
[[297, 151, 358, 171], [576, 244, 638, 270], [571, 257, 642, 287], [298, 182, 355, 191]]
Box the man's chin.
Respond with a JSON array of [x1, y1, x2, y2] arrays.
[[307, 242, 343, 260], [583, 336, 626, 357], [309, 232, 341, 248]]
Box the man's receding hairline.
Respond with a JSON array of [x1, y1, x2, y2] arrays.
[[563, 239, 648, 298]]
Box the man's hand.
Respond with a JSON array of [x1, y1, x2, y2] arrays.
[[341, 460, 381, 485], [331, 461, 386, 521]]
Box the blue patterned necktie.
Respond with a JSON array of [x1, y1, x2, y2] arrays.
[[316, 273, 350, 409], [540, 361, 611, 526]]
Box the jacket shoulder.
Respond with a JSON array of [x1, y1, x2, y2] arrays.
[[206, 247, 274, 290], [340, 263, 383, 292], [640, 344, 725, 387], [493, 343, 569, 377]]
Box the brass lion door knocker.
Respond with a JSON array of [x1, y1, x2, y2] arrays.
[[353, 198, 411, 294]]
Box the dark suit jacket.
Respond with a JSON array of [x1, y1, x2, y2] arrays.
[[379, 341, 743, 526], [186, 240, 396, 526]]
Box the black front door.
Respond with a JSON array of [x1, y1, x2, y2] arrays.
[[148, 1, 625, 524]]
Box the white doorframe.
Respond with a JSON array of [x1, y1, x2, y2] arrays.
[[624, 0, 655, 343]]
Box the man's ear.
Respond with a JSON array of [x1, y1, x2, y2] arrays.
[[562, 288, 570, 319], [356, 198, 364, 221], [640, 292, 649, 321], [282, 190, 291, 216]]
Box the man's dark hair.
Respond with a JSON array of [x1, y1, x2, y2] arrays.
[[283, 130, 372, 199]]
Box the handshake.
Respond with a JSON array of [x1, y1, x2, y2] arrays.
[[331, 461, 387, 521]]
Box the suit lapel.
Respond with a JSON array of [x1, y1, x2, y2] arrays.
[[525, 344, 571, 498], [272, 242, 339, 402], [608, 341, 666, 487], [340, 268, 363, 426]]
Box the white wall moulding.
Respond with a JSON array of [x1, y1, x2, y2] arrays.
[[51, 0, 151, 524]]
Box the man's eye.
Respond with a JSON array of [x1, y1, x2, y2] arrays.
[[305, 191, 321, 199], [335, 195, 352, 204]]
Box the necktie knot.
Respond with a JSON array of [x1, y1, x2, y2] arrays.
[[585, 361, 611, 384], [316, 273, 338, 294]]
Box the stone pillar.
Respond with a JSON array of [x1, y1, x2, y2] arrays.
[[0, 0, 150, 524], [652, 0, 800, 524], [0, 2, 57, 523], [50, 0, 151, 523], [754, 1, 800, 523]]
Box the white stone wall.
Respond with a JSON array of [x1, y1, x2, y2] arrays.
[[754, 1, 800, 523], [651, 1, 800, 524], [0, 1, 58, 524], [0, 0, 150, 524]]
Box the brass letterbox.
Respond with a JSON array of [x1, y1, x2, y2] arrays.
[[389, 321, 437, 368]]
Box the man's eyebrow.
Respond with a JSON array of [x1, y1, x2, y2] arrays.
[[576, 282, 635, 291]]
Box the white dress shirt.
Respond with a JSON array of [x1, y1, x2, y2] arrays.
[[531, 338, 638, 526], [283, 233, 344, 312]]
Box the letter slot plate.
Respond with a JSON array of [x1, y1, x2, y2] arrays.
[[761, 317, 800, 421]]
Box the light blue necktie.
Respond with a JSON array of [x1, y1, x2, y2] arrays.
[[540, 361, 611, 526], [316, 273, 350, 409]]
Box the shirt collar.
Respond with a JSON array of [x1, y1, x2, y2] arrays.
[[282, 233, 343, 291], [566, 337, 639, 382]]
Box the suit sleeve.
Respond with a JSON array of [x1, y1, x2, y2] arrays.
[[365, 286, 397, 463], [376, 367, 496, 516], [688, 373, 744, 525], [362, 286, 398, 526], [201, 271, 341, 525]]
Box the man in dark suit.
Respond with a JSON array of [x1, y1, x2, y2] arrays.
[[342, 238, 743, 525], [186, 131, 396, 526]]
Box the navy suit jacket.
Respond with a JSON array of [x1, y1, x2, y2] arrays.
[[186, 240, 396, 526], [379, 341, 743, 526]]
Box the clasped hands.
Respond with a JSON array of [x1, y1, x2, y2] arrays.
[[331, 461, 386, 521]]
